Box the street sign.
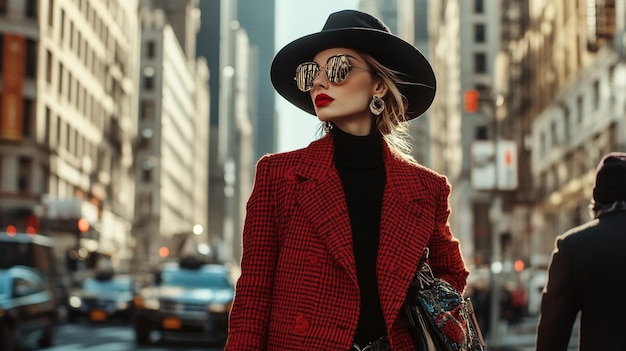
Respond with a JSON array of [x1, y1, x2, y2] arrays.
[[471, 140, 518, 190]]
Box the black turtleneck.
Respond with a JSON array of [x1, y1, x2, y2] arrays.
[[331, 126, 387, 345]]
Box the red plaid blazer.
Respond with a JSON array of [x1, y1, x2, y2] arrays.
[[225, 135, 469, 351]]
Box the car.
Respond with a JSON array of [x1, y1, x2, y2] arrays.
[[66, 271, 135, 323], [0, 266, 57, 351], [132, 257, 234, 345], [0, 232, 67, 317]]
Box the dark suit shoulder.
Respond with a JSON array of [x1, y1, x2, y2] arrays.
[[555, 213, 626, 261]]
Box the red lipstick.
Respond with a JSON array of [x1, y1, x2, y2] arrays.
[[314, 94, 334, 107]]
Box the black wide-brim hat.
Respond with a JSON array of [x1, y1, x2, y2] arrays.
[[271, 9, 436, 120]]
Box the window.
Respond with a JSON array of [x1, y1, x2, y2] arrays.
[[45, 107, 51, 146], [140, 100, 154, 120], [46, 50, 53, 83], [475, 125, 488, 140], [138, 193, 152, 216], [57, 63, 64, 95], [18, 157, 32, 193], [26, 0, 37, 18], [474, 0, 484, 14], [576, 96, 583, 124], [60, 10, 65, 41], [474, 24, 486, 43], [47, 0, 54, 25], [146, 41, 156, 58], [23, 98, 34, 138], [141, 160, 153, 182], [592, 80, 600, 111], [474, 52, 487, 73], [25, 39, 37, 78]]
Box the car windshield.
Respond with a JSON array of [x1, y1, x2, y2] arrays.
[[0, 273, 7, 294], [83, 278, 132, 292], [161, 270, 230, 289]]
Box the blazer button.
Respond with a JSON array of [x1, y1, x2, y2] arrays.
[[308, 256, 319, 265], [293, 313, 309, 335]]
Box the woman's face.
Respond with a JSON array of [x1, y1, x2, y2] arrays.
[[308, 48, 385, 136]]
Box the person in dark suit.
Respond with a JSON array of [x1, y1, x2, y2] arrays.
[[225, 9, 469, 351], [536, 152, 626, 350]]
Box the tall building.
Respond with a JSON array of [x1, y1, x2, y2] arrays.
[[0, 0, 141, 275], [196, 0, 258, 266], [429, 0, 503, 267], [134, 0, 210, 267], [238, 0, 276, 162], [499, 0, 626, 267]]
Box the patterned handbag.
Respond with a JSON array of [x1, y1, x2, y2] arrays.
[[404, 248, 486, 351]]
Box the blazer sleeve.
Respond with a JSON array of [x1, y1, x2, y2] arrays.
[[225, 156, 278, 350], [536, 237, 580, 351], [426, 176, 469, 293]]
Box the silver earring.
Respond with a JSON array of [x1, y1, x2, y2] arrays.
[[370, 96, 385, 115], [323, 121, 333, 133]]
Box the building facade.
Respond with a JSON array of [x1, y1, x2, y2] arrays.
[[134, 1, 210, 268], [0, 0, 140, 273]]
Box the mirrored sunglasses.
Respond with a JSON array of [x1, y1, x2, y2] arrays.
[[294, 54, 372, 92]]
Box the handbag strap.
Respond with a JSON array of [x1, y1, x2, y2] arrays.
[[412, 247, 436, 289], [417, 247, 430, 268]]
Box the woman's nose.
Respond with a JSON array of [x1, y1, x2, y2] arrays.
[[311, 67, 328, 89]]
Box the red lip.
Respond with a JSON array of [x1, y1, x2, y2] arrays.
[[314, 94, 334, 107]]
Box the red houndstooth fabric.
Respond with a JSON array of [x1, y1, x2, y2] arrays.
[[225, 135, 469, 351]]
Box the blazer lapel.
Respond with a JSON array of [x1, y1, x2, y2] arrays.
[[377, 147, 431, 327], [293, 136, 359, 287]]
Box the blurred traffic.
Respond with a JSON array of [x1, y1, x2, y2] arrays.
[[0, 230, 232, 350]]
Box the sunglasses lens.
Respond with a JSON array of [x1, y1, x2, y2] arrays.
[[325, 55, 351, 84], [295, 62, 319, 91]]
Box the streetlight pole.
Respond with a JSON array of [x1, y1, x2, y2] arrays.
[[488, 93, 503, 347]]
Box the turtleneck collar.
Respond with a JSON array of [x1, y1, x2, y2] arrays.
[[331, 125, 384, 168]]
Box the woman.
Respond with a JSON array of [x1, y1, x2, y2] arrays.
[[225, 9, 469, 351]]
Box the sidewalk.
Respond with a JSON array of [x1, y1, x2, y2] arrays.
[[488, 316, 538, 351], [488, 315, 579, 351]]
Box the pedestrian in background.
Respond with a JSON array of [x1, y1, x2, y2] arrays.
[[536, 152, 626, 350], [225, 9, 469, 351]]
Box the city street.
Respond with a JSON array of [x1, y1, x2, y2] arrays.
[[17, 315, 581, 351], [20, 321, 225, 351]]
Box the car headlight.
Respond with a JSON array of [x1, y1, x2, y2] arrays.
[[133, 296, 160, 310], [207, 301, 232, 313], [116, 301, 129, 310], [69, 295, 83, 309]]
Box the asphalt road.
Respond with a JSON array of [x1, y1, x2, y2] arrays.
[[21, 321, 225, 351]]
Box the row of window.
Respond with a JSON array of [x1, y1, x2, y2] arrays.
[[0, 0, 37, 18], [45, 53, 109, 132], [536, 126, 616, 198], [536, 79, 602, 155], [48, 0, 133, 49]]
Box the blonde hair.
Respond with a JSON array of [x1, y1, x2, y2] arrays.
[[359, 52, 417, 164]]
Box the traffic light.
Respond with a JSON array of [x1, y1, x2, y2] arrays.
[[464, 89, 479, 112]]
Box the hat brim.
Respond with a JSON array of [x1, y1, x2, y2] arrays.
[[271, 28, 436, 120]]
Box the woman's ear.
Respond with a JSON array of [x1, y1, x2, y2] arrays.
[[373, 80, 388, 97]]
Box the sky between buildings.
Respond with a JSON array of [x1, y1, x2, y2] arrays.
[[274, 0, 359, 152]]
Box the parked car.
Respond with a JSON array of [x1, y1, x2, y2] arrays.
[[0, 266, 57, 351], [132, 257, 234, 345], [0, 232, 67, 317], [66, 271, 135, 323]]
